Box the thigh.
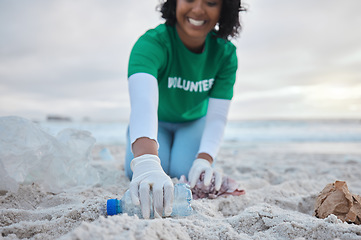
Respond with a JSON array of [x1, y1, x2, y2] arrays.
[[157, 122, 173, 174], [124, 123, 173, 179], [169, 117, 206, 178], [124, 127, 134, 179]]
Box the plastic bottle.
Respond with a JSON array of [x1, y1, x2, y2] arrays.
[[107, 183, 193, 218]]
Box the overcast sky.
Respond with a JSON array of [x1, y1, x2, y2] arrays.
[[0, 0, 360, 121]]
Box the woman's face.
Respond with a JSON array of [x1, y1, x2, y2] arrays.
[[176, 0, 222, 52]]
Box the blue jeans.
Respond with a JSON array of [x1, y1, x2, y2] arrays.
[[125, 117, 206, 179]]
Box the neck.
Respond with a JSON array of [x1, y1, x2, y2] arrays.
[[176, 24, 206, 53]]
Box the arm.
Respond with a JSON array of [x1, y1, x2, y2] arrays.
[[188, 97, 231, 190], [128, 72, 159, 156], [197, 97, 230, 160], [128, 73, 174, 219], [132, 137, 158, 157]]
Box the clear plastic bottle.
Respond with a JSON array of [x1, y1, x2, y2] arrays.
[[107, 183, 193, 218]]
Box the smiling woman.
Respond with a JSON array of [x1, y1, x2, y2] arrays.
[[125, 0, 247, 219]]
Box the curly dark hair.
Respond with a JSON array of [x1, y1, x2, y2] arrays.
[[158, 0, 247, 40]]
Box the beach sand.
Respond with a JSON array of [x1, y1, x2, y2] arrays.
[[1, 142, 361, 240]]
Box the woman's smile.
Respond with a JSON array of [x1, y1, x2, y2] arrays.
[[188, 18, 206, 27]]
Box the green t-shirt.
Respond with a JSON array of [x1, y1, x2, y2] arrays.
[[128, 24, 238, 123]]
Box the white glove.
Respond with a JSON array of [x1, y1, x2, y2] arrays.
[[188, 158, 223, 191], [129, 154, 174, 219]]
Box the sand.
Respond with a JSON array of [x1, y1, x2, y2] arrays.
[[1, 142, 361, 240]]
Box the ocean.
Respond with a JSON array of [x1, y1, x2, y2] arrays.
[[38, 119, 361, 145]]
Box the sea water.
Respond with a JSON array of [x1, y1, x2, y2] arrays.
[[38, 119, 361, 145]]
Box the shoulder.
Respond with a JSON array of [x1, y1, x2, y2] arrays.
[[208, 33, 237, 58], [131, 24, 174, 58], [128, 24, 174, 77], [138, 24, 174, 44]]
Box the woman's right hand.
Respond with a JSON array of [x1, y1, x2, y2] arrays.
[[129, 154, 174, 219]]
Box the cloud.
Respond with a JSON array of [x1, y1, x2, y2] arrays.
[[238, 0, 361, 87], [0, 0, 360, 121], [0, 0, 160, 121], [232, 0, 361, 119]]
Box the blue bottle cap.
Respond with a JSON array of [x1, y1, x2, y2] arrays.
[[107, 199, 122, 216]]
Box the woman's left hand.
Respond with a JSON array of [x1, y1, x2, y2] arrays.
[[188, 158, 223, 191]]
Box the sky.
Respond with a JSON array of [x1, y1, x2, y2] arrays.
[[0, 0, 360, 121]]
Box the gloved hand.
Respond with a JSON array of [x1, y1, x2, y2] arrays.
[[129, 154, 174, 219], [188, 158, 223, 191]]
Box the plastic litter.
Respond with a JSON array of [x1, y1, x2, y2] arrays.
[[0, 116, 99, 193], [107, 183, 193, 218], [99, 148, 114, 161], [179, 173, 245, 199]]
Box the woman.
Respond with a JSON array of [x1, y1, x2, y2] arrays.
[[125, 0, 246, 219]]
